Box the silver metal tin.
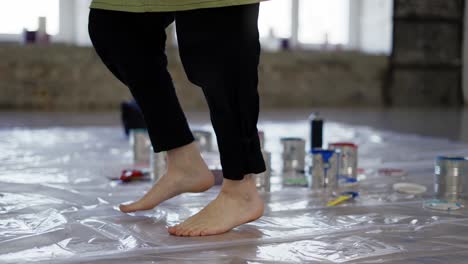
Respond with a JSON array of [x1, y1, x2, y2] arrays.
[[280, 137, 306, 173], [435, 156, 468, 201], [193, 130, 212, 152], [256, 151, 271, 192], [329, 143, 358, 180], [281, 137, 307, 186], [258, 130, 265, 150], [309, 149, 339, 190], [150, 149, 167, 182], [130, 129, 150, 165]]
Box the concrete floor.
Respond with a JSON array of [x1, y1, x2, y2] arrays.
[[1, 107, 468, 143]]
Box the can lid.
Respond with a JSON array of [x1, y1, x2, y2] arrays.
[[329, 142, 358, 148], [309, 112, 320, 119], [311, 148, 334, 154], [280, 137, 304, 141], [436, 156, 468, 161], [311, 148, 335, 162], [309, 111, 323, 121]]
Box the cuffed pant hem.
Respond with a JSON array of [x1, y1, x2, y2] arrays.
[[151, 133, 195, 153]]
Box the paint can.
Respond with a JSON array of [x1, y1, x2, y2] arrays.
[[281, 137, 306, 172], [329, 142, 358, 181], [309, 113, 323, 150], [258, 130, 265, 150], [435, 156, 468, 202], [150, 148, 167, 182], [283, 170, 308, 186], [256, 151, 271, 192], [130, 129, 151, 165], [193, 130, 212, 152], [281, 137, 307, 186], [309, 149, 339, 190]]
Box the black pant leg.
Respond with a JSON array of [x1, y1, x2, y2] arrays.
[[88, 9, 194, 152], [175, 4, 266, 180]]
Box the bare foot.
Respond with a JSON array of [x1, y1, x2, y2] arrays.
[[120, 142, 214, 213], [167, 174, 264, 236]]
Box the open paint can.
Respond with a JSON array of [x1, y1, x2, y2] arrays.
[[309, 149, 338, 190], [130, 129, 151, 165], [193, 130, 213, 152], [329, 142, 358, 181], [281, 137, 307, 186], [435, 156, 468, 202], [280, 137, 306, 173], [150, 148, 167, 182], [256, 151, 271, 192]]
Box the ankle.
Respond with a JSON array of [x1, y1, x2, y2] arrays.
[[167, 141, 198, 157], [167, 142, 203, 166], [221, 174, 258, 197]]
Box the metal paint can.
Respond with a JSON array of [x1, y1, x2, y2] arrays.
[[435, 156, 468, 202], [130, 129, 151, 165], [256, 151, 271, 192], [280, 137, 306, 172], [150, 148, 167, 182], [193, 130, 212, 152], [281, 137, 307, 186], [329, 142, 358, 181], [309, 149, 339, 190], [258, 130, 265, 149]]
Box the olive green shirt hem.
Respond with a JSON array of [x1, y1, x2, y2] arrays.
[[90, 0, 264, 12]]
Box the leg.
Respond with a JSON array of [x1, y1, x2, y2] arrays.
[[88, 9, 214, 212], [89, 9, 192, 151], [175, 5, 265, 181], [168, 4, 265, 236]]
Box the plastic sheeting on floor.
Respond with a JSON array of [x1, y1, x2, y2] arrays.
[[1, 121, 468, 263]]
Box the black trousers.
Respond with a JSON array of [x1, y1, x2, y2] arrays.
[[88, 4, 266, 180]]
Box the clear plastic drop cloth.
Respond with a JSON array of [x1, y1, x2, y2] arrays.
[[1, 122, 468, 263]]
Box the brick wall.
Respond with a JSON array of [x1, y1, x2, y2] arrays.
[[0, 44, 388, 110]]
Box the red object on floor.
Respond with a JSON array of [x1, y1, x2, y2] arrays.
[[329, 142, 358, 148], [120, 169, 145, 182], [378, 168, 406, 176]]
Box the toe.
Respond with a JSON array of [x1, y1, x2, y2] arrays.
[[188, 226, 204, 237], [119, 203, 135, 213], [175, 226, 186, 237], [119, 201, 149, 213], [175, 218, 195, 236], [200, 227, 226, 237], [167, 226, 177, 235], [182, 225, 197, 236], [185, 222, 205, 236], [181, 228, 193, 237]]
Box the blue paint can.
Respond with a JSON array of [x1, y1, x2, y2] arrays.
[[309, 149, 338, 189]]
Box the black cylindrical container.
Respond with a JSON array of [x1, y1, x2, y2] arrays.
[[309, 113, 323, 150]]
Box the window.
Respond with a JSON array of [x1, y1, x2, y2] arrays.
[[258, 0, 292, 39], [258, 0, 392, 53], [359, 0, 393, 54], [0, 0, 59, 35], [299, 0, 350, 45]]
